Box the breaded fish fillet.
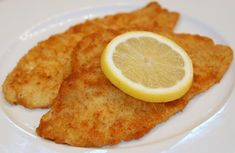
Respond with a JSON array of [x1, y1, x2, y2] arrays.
[[2, 2, 179, 108], [36, 28, 233, 147], [2, 33, 84, 108]]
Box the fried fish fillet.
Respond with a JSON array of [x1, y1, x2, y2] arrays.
[[2, 2, 179, 109], [36, 28, 233, 147]]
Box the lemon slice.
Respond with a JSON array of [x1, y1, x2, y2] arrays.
[[101, 31, 193, 102]]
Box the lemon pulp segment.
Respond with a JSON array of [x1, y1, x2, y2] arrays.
[[113, 37, 185, 88]]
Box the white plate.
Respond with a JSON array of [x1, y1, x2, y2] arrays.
[[0, 0, 234, 153]]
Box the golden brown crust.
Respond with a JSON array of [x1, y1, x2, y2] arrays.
[[36, 28, 233, 147], [2, 2, 179, 109], [2, 33, 83, 108], [66, 2, 179, 34]]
